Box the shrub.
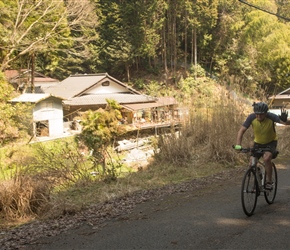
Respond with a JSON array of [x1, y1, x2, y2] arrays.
[[30, 139, 95, 186], [0, 176, 51, 220]]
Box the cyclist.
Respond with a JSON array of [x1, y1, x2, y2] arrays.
[[234, 102, 290, 190]]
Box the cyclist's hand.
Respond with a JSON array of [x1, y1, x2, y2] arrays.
[[234, 145, 242, 151], [279, 108, 288, 122]]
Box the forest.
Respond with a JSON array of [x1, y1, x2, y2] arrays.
[[1, 0, 290, 96]]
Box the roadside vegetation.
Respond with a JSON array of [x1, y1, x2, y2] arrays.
[[2, 71, 290, 230]]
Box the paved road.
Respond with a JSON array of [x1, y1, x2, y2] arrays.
[[27, 158, 290, 250]]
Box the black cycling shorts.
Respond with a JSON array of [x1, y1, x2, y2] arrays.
[[253, 140, 278, 159]]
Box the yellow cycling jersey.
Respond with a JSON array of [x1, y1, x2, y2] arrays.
[[242, 113, 281, 144]]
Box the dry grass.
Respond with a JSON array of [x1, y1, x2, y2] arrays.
[[156, 88, 253, 167], [277, 126, 290, 155], [0, 176, 50, 224]]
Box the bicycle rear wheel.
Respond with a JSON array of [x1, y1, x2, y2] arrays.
[[264, 162, 278, 204], [241, 169, 258, 216]]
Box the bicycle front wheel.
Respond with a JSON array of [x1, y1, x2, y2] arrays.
[[264, 162, 278, 204], [241, 169, 258, 216]]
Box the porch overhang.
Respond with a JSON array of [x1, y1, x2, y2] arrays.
[[122, 102, 164, 111]]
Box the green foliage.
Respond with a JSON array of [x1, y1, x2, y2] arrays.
[[189, 64, 206, 77], [176, 68, 218, 105], [214, 0, 290, 97], [0, 0, 69, 71], [0, 138, 96, 221], [76, 100, 126, 181], [1, 0, 290, 105], [257, 24, 290, 90], [94, 0, 166, 78], [28, 140, 98, 189], [0, 0, 98, 79], [78, 100, 124, 149], [144, 81, 163, 96], [132, 78, 146, 90], [0, 73, 32, 144]]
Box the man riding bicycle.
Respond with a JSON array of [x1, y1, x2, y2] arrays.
[[235, 102, 290, 190]]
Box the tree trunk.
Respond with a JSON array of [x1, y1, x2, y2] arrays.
[[31, 52, 35, 93], [126, 63, 130, 82], [184, 10, 188, 71], [194, 27, 197, 79], [163, 22, 168, 86], [191, 28, 194, 65], [173, 0, 177, 81]]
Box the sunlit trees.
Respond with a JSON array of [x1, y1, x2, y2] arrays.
[[212, 0, 290, 96], [0, 0, 98, 79], [0, 73, 32, 144], [94, 0, 165, 81], [182, 0, 219, 74], [1, 0, 290, 97]]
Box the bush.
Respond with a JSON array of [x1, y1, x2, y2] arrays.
[[0, 176, 51, 220], [0, 138, 97, 222]]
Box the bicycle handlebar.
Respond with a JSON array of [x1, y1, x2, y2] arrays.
[[232, 145, 279, 160]]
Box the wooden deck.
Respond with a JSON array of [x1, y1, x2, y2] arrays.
[[127, 120, 182, 131]]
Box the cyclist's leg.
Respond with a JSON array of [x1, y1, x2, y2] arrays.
[[256, 141, 277, 188], [264, 163, 278, 204], [263, 151, 273, 184]]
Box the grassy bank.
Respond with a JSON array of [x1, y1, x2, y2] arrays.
[[2, 79, 290, 229]]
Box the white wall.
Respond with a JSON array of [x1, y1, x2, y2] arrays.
[[269, 108, 290, 116], [86, 81, 129, 94], [33, 97, 64, 137], [269, 109, 281, 116]]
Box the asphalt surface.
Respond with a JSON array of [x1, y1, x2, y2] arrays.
[[25, 157, 290, 250]]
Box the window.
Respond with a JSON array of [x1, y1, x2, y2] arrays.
[[41, 101, 53, 110], [102, 81, 110, 86]]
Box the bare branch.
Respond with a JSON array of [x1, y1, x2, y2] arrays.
[[0, 0, 97, 71]]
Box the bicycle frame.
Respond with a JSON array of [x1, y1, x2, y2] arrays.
[[250, 156, 265, 189]]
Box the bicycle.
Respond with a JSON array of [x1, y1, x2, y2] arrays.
[[233, 146, 278, 216]]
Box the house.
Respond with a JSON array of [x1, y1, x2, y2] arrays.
[[10, 93, 65, 138], [4, 69, 59, 93], [44, 73, 179, 125], [268, 88, 290, 115]]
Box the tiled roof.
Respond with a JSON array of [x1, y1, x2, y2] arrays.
[[63, 94, 157, 106], [122, 97, 178, 111], [156, 96, 178, 105], [10, 93, 64, 103], [269, 95, 290, 100], [45, 73, 140, 99], [122, 102, 164, 111], [4, 70, 58, 83], [4, 69, 28, 79], [278, 87, 290, 95], [269, 87, 290, 99], [34, 77, 59, 83]]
